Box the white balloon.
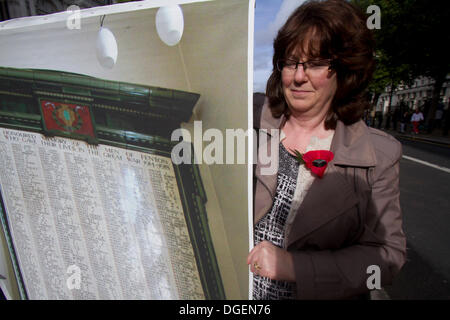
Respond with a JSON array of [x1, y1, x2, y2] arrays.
[[96, 27, 118, 69], [155, 5, 184, 46]]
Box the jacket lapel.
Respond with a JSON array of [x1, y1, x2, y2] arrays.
[[286, 120, 377, 248], [285, 162, 358, 247], [254, 100, 285, 223], [254, 128, 278, 222]]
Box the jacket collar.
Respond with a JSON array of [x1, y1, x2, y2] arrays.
[[258, 101, 377, 168], [259, 99, 285, 133], [330, 120, 377, 167]]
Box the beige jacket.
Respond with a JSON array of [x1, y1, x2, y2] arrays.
[[254, 101, 406, 299]]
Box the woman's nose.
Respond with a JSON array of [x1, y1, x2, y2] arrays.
[[293, 64, 307, 82]]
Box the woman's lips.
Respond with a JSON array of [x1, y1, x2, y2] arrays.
[[290, 89, 312, 97]]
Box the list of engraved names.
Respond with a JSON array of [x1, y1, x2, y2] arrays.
[[0, 128, 204, 299]]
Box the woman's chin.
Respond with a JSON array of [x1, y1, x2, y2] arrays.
[[288, 102, 313, 113]]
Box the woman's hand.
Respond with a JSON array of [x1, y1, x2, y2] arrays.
[[247, 240, 296, 282]]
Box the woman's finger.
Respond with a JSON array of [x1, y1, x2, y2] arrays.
[[249, 256, 258, 274], [248, 243, 265, 274], [247, 241, 261, 265]]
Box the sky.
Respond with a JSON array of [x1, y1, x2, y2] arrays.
[[253, 0, 306, 93]]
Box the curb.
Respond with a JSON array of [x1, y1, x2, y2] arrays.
[[394, 134, 450, 148]]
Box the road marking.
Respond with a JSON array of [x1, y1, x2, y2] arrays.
[[402, 155, 450, 173]]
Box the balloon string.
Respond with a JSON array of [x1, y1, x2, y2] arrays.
[[100, 15, 106, 27], [177, 43, 192, 92]]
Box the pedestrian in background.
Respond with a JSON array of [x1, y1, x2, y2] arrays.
[[393, 107, 400, 131], [433, 103, 444, 132], [411, 108, 424, 134], [377, 111, 383, 129], [399, 110, 408, 133], [385, 110, 392, 130], [370, 109, 376, 127]]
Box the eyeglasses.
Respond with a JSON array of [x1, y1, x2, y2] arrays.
[[276, 58, 333, 75]]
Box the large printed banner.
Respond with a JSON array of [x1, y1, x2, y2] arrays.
[[0, 0, 251, 300]]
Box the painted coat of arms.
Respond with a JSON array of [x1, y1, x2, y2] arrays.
[[40, 100, 97, 143]]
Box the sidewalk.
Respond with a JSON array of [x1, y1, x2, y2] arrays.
[[379, 127, 450, 148]]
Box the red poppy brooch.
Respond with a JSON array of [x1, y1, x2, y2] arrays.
[[292, 150, 334, 178]]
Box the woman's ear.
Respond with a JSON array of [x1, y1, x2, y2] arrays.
[[326, 68, 336, 79]]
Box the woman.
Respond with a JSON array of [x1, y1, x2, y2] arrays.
[[411, 108, 424, 134], [249, 0, 406, 300]]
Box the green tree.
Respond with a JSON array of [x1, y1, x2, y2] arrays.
[[353, 0, 450, 127]]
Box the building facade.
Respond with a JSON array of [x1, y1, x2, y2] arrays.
[[376, 75, 450, 114]]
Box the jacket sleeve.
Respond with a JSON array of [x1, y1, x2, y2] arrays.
[[291, 140, 406, 299]]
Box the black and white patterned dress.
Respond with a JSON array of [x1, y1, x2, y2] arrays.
[[253, 142, 299, 300]]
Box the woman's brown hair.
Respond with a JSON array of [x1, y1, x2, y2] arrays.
[[265, 0, 375, 129]]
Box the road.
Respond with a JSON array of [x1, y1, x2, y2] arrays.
[[383, 135, 450, 299]]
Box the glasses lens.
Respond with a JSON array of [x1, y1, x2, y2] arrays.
[[277, 59, 298, 72], [305, 60, 331, 70], [284, 59, 298, 69]]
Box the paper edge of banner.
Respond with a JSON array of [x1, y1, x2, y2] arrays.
[[0, 0, 213, 33], [247, 0, 255, 301]]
